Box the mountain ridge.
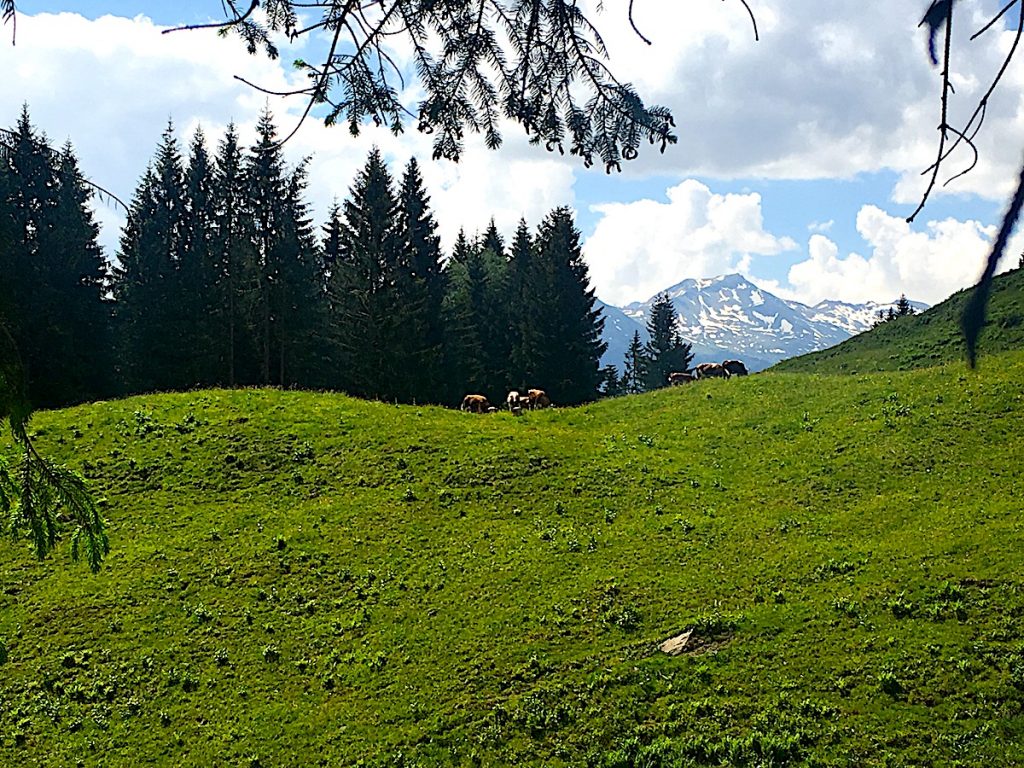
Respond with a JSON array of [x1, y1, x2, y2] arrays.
[[598, 273, 928, 372]]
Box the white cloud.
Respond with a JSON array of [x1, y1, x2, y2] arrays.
[[808, 219, 834, 233], [579, 0, 1024, 204], [2, 12, 573, 258], [583, 179, 797, 305], [781, 205, 1023, 305]]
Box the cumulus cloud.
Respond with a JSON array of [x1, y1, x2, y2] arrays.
[[780, 205, 1023, 305], [583, 180, 797, 305], [579, 0, 1024, 203]]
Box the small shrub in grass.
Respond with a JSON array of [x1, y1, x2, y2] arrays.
[[263, 645, 281, 663], [214, 648, 229, 667], [1007, 655, 1024, 690], [181, 672, 200, 693], [691, 611, 742, 636], [815, 559, 858, 579], [0, 639, 7, 665], [192, 604, 214, 623], [888, 593, 916, 619], [877, 667, 904, 697], [833, 597, 858, 617]]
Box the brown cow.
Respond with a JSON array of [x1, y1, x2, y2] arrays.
[[694, 363, 728, 380], [526, 388, 551, 409], [460, 394, 490, 413], [668, 371, 695, 386], [722, 360, 748, 377]]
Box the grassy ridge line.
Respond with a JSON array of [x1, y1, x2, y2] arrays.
[[1, 361, 1024, 766], [773, 266, 1024, 374]]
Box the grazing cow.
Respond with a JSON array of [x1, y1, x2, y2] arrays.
[[694, 362, 728, 380], [668, 371, 695, 386], [506, 390, 524, 410], [722, 359, 748, 377], [526, 388, 551, 409], [460, 394, 490, 413]]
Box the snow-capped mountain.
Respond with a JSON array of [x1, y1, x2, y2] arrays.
[[598, 274, 928, 372]]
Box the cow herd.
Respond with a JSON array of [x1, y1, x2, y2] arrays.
[[460, 388, 551, 414], [459, 360, 749, 414], [669, 359, 748, 385]]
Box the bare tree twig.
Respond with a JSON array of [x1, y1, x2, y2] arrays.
[[730, 0, 759, 41], [907, 1, 954, 223], [162, 0, 259, 35]]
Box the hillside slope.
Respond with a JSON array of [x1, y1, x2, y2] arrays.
[[774, 267, 1024, 374], [3, 363, 1024, 766]]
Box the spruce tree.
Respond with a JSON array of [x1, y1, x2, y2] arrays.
[[441, 229, 487, 402], [1, 109, 111, 407], [622, 331, 649, 395], [476, 221, 512, 398], [275, 158, 325, 387], [328, 147, 404, 400], [527, 207, 607, 405], [507, 218, 536, 388], [113, 122, 189, 393], [246, 109, 291, 385], [896, 294, 914, 317], [644, 292, 693, 390], [397, 157, 446, 403], [209, 123, 257, 387], [181, 127, 218, 386], [598, 364, 624, 398]]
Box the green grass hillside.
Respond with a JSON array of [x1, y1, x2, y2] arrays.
[[774, 267, 1024, 374], [3, 356, 1024, 766]]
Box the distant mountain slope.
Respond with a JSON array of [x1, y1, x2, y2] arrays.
[[598, 273, 926, 372], [773, 267, 1024, 374]]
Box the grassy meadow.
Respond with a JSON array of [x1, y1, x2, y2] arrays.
[[2, 352, 1024, 766]]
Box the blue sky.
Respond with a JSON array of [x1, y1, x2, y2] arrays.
[[5, 1, 1022, 307]]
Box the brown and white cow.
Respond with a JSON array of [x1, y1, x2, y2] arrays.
[[526, 388, 551, 409], [721, 360, 748, 377], [506, 390, 524, 411], [668, 371, 696, 386], [694, 363, 728, 380], [460, 394, 491, 413]]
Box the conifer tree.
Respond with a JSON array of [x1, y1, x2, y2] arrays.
[[275, 158, 325, 387], [895, 294, 914, 317], [181, 127, 218, 386], [209, 123, 256, 387], [397, 157, 446, 402], [442, 229, 487, 401], [475, 221, 513, 398], [329, 148, 404, 399], [0, 109, 111, 406], [598, 364, 625, 398], [246, 109, 291, 385], [113, 122, 189, 393], [507, 218, 536, 388], [526, 207, 607, 405], [644, 292, 693, 390], [622, 331, 649, 395]]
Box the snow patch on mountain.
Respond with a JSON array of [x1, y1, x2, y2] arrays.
[[598, 274, 928, 373]]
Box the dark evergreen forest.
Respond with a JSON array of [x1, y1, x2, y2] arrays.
[[0, 108, 608, 410]]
